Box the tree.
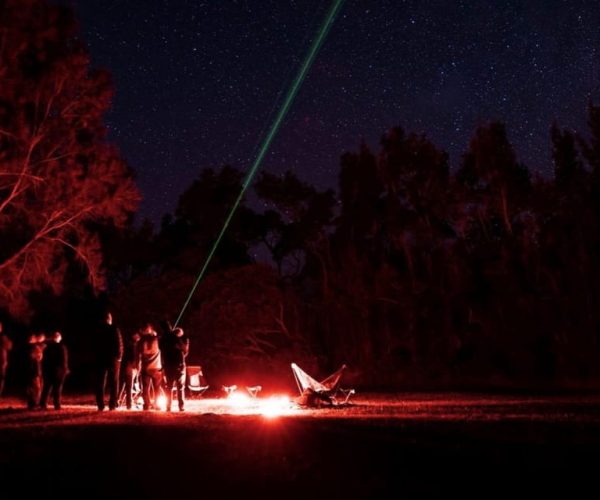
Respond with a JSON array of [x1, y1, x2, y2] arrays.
[[156, 165, 256, 276], [552, 123, 585, 193], [457, 122, 530, 236], [254, 170, 336, 280], [0, 0, 139, 318]]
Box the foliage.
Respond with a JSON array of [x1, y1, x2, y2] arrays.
[[0, 0, 139, 318]]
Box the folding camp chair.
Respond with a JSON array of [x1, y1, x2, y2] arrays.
[[246, 385, 262, 398], [291, 362, 355, 406], [186, 365, 209, 397], [222, 384, 237, 396]]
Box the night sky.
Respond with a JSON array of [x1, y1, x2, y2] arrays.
[[70, 0, 600, 223]]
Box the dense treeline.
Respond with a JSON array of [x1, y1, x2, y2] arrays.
[[102, 110, 600, 389]]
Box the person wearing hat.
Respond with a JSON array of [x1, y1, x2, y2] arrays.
[[140, 323, 163, 410]]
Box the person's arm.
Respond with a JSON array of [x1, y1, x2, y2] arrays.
[[182, 338, 190, 358]]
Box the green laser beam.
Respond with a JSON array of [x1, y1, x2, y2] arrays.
[[173, 0, 346, 328]]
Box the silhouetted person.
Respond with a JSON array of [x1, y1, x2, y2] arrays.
[[26, 333, 46, 409], [160, 327, 189, 412], [95, 312, 123, 410], [158, 318, 173, 338], [122, 330, 141, 409], [140, 324, 163, 410], [41, 332, 69, 410], [0, 321, 13, 397]]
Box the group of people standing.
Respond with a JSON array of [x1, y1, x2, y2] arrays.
[[0, 312, 191, 412], [26, 330, 69, 410], [0, 321, 69, 410], [95, 312, 190, 412]]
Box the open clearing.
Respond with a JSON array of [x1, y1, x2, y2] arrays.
[[1, 393, 599, 498]]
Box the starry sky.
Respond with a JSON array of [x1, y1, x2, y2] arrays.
[[70, 0, 600, 223]]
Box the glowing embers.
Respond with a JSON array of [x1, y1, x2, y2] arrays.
[[222, 385, 293, 417]]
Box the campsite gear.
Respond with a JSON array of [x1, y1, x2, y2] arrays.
[[185, 365, 209, 397], [246, 386, 262, 398], [291, 363, 355, 407]]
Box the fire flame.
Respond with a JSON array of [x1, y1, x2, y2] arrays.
[[156, 394, 167, 411], [223, 387, 292, 417], [260, 396, 291, 418], [226, 390, 252, 407]]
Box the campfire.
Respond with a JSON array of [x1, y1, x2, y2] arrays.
[[222, 385, 293, 418]]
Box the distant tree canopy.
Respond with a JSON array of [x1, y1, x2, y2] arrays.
[[107, 105, 600, 388], [0, 0, 139, 318]]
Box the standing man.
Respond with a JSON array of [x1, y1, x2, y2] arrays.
[[160, 327, 190, 412], [41, 331, 69, 410], [95, 312, 123, 411], [140, 323, 163, 410], [0, 321, 13, 397]]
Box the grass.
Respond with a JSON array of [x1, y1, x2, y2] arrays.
[[1, 393, 599, 498]]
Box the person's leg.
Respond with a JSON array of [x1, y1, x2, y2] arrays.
[[32, 375, 42, 409], [96, 365, 107, 410], [176, 369, 185, 411], [53, 374, 65, 409], [26, 376, 37, 409], [164, 370, 173, 412], [142, 372, 151, 409], [125, 365, 134, 409], [152, 370, 163, 408], [108, 359, 120, 410], [40, 375, 51, 409]]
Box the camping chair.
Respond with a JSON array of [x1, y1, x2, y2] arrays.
[[246, 385, 262, 398], [222, 384, 237, 396], [185, 365, 209, 398], [291, 362, 355, 406], [334, 388, 355, 405]]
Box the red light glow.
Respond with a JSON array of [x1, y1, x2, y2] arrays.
[[156, 394, 167, 411], [260, 396, 291, 418], [226, 390, 253, 408]]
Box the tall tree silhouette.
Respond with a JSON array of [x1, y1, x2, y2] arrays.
[[552, 124, 585, 193], [254, 170, 335, 280], [158, 166, 254, 274], [457, 122, 530, 236], [0, 0, 139, 318]]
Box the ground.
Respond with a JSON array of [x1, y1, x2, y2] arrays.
[[1, 393, 599, 498]]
